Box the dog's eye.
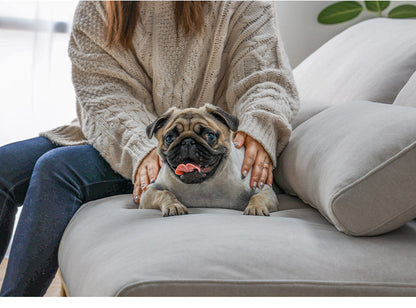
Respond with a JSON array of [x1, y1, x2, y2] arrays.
[[164, 135, 175, 146], [205, 132, 217, 144]]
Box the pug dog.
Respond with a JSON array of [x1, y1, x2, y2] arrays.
[[139, 104, 278, 217]]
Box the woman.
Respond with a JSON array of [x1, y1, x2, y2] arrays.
[[0, 1, 298, 296]]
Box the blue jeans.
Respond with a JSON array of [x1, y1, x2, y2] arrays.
[[0, 137, 133, 296]]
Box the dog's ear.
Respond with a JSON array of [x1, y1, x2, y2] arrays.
[[146, 109, 174, 139], [205, 105, 239, 132]]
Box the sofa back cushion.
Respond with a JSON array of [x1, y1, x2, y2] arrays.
[[293, 18, 416, 105], [394, 71, 416, 107], [276, 101, 416, 236]]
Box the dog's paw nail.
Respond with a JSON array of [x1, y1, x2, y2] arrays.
[[133, 196, 139, 203], [150, 178, 155, 184], [244, 205, 269, 216], [259, 182, 264, 189], [162, 204, 188, 217]]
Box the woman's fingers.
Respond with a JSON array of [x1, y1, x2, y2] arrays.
[[133, 169, 142, 204], [259, 158, 271, 189], [241, 141, 258, 180], [233, 131, 247, 149], [139, 167, 149, 190], [235, 131, 252, 178], [133, 167, 148, 204], [250, 152, 268, 189], [133, 149, 161, 204], [266, 163, 274, 187], [147, 162, 159, 184]]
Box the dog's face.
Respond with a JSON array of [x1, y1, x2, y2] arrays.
[[146, 105, 239, 184]]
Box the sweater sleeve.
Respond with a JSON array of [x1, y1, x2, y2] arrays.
[[225, 1, 299, 167], [69, 2, 157, 181]]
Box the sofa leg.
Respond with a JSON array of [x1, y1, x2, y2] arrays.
[[58, 269, 69, 297]]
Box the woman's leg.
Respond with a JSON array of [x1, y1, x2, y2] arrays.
[[0, 137, 59, 260], [0, 144, 133, 296]]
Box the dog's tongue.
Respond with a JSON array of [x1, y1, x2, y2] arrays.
[[175, 163, 201, 175]]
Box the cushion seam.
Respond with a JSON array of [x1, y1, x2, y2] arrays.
[[115, 279, 416, 296], [329, 139, 416, 235]]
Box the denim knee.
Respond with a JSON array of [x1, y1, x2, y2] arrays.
[[0, 150, 28, 209], [30, 148, 83, 199], [24, 145, 132, 214], [32, 147, 68, 178], [0, 137, 58, 207], [0, 152, 20, 207], [0, 178, 15, 209]]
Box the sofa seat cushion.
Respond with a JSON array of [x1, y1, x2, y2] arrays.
[[277, 101, 416, 236], [59, 194, 416, 296], [293, 18, 416, 104]]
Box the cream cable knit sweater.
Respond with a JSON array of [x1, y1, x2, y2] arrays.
[[40, 1, 299, 181]]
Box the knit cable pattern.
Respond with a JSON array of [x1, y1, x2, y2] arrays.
[[40, 1, 299, 180]]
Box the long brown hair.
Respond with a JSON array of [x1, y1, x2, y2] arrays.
[[105, 1, 208, 50]]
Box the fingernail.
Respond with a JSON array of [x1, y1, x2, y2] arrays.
[[241, 170, 248, 179], [133, 195, 139, 203], [150, 178, 155, 184], [259, 182, 264, 189]]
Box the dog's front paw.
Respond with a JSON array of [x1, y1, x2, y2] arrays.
[[161, 203, 189, 217], [243, 204, 270, 216]]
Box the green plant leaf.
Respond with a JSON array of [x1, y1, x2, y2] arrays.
[[318, 1, 363, 24], [365, 1, 390, 14], [388, 4, 416, 18]]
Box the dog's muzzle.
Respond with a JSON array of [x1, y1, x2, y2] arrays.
[[165, 137, 226, 184]]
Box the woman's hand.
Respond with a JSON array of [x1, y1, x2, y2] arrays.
[[233, 132, 273, 189], [133, 149, 162, 204]]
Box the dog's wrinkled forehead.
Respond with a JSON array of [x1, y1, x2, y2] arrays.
[[165, 111, 218, 134], [146, 104, 239, 139]]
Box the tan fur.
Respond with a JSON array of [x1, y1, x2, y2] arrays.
[[139, 187, 188, 217], [154, 106, 232, 159], [244, 193, 275, 216]]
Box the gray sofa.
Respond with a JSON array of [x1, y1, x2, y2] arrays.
[[58, 18, 416, 296]]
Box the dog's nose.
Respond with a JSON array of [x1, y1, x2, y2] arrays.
[[181, 138, 196, 147]]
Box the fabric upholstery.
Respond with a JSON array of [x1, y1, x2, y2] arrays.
[[59, 194, 416, 296], [290, 99, 332, 130], [293, 18, 416, 104], [58, 15, 416, 298], [277, 101, 416, 236], [393, 71, 416, 107]]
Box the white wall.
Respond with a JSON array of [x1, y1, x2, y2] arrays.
[[0, 0, 77, 147], [276, 1, 414, 68]]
